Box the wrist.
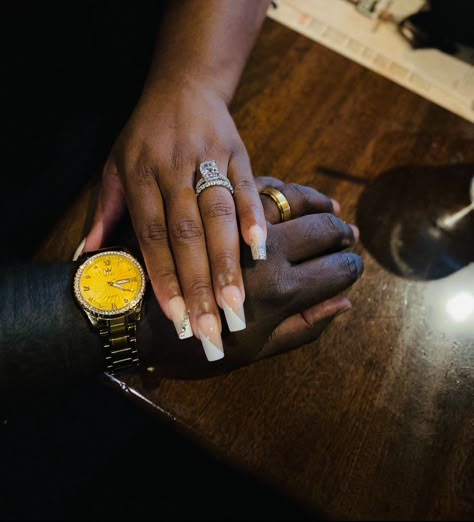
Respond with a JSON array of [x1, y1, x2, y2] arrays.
[[143, 64, 236, 107], [0, 263, 104, 390]]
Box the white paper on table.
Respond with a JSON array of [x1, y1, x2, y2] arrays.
[[267, 0, 474, 123]]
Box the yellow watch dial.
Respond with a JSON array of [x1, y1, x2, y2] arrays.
[[74, 251, 145, 316]]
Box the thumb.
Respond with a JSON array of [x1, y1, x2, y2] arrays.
[[258, 295, 352, 359], [84, 159, 126, 252]]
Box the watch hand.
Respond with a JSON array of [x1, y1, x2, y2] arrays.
[[107, 282, 132, 292], [115, 278, 132, 284]]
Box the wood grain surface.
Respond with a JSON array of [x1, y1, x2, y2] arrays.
[[37, 19, 474, 521]]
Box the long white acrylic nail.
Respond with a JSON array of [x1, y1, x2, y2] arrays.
[[72, 237, 86, 261], [168, 296, 193, 339], [221, 286, 246, 332], [198, 314, 224, 361], [249, 224, 267, 260]]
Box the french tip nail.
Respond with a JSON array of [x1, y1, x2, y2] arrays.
[[198, 314, 224, 362], [199, 330, 225, 361], [168, 297, 194, 339], [251, 243, 267, 260], [222, 286, 246, 332], [177, 312, 193, 339], [223, 302, 246, 331], [249, 224, 267, 260], [72, 237, 87, 261]]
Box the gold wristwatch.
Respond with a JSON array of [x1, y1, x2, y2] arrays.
[[74, 248, 146, 374]]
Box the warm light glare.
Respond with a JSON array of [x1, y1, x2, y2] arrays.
[[446, 292, 474, 323]]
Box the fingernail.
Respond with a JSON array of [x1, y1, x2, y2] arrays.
[[168, 296, 193, 339], [347, 253, 364, 279], [331, 199, 341, 215], [249, 224, 266, 260], [198, 314, 224, 362], [221, 286, 246, 332], [349, 224, 360, 243], [72, 237, 86, 261], [335, 302, 352, 317]]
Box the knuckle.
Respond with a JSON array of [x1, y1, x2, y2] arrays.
[[158, 158, 195, 192], [265, 268, 294, 300], [203, 199, 235, 222], [222, 144, 233, 157], [209, 143, 232, 158], [288, 183, 312, 211], [139, 220, 168, 246], [171, 218, 203, 245], [231, 137, 247, 154], [274, 276, 295, 300], [169, 144, 188, 172], [231, 144, 250, 167], [287, 182, 305, 196], [132, 162, 157, 186], [151, 267, 181, 297], [233, 178, 258, 196], [162, 182, 193, 201], [187, 276, 213, 299], [287, 183, 332, 213], [213, 250, 238, 278], [321, 213, 345, 240], [155, 267, 177, 284]]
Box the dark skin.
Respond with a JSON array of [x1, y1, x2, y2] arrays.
[[0, 180, 362, 390]]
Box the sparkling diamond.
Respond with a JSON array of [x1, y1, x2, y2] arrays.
[[200, 160, 220, 181]]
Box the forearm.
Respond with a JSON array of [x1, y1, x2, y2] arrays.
[[144, 0, 271, 103], [0, 264, 168, 391], [0, 260, 223, 391], [0, 264, 104, 389]]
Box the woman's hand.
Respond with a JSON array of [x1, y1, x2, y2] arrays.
[[85, 81, 268, 360], [137, 179, 361, 378]]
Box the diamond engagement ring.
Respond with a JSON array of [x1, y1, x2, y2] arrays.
[[195, 160, 234, 197]]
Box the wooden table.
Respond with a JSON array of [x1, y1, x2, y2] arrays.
[[38, 19, 474, 521]]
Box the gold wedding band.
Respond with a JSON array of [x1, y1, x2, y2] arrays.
[[260, 187, 292, 222]]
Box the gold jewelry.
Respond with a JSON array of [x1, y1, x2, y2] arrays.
[[260, 187, 292, 222], [74, 249, 146, 374]]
